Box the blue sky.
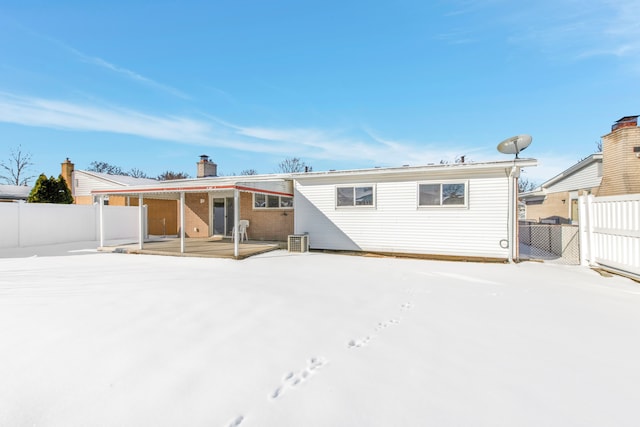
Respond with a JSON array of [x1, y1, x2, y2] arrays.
[[1, 0, 639, 184]]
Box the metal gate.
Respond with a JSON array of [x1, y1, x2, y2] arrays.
[[519, 223, 580, 264]]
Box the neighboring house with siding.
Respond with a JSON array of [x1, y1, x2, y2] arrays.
[[60, 158, 178, 235], [520, 115, 640, 224], [0, 184, 31, 202], [93, 158, 536, 262], [519, 153, 602, 224]]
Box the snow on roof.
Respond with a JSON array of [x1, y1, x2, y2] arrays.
[[78, 170, 159, 186], [90, 159, 536, 197], [0, 184, 31, 200]]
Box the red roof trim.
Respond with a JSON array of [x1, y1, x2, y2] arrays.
[[92, 184, 293, 197]]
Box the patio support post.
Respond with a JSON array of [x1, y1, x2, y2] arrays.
[[233, 188, 239, 258], [138, 195, 144, 250], [99, 195, 105, 248], [180, 192, 185, 254]]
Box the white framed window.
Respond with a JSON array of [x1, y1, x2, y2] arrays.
[[253, 193, 293, 209], [336, 185, 375, 208], [418, 181, 468, 207]]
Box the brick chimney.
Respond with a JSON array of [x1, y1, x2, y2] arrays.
[[197, 154, 217, 178], [599, 116, 640, 196], [611, 115, 638, 131], [61, 158, 75, 197]]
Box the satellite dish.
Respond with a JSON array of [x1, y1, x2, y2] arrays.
[[497, 134, 532, 159]]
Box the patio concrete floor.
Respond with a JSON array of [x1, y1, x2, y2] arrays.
[[99, 237, 284, 259]]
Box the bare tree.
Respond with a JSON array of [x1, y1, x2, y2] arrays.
[[240, 169, 258, 175], [518, 176, 537, 193], [88, 161, 126, 175], [0, 145, 35, 186], [595, 139, 603, 152], [128, 168, 149, 178], [157, 171, 190, 181], [277, 157, 312, 173]]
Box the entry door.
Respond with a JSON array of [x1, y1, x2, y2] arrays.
[[225, 197, 235, 236], [571, 199, 579, 223], [213, 197, 236, 236]]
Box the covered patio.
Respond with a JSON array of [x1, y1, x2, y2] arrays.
[[100, 237, 283, 259], [92, 176, 294, 259]]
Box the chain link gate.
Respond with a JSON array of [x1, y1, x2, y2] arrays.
[[519, 223, 580, 264]]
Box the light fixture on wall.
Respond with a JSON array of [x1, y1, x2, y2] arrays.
[[562, 199, 566, 204]]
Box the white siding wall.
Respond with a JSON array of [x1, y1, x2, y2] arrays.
[[294, 175, 510, 258], [73, 172, 124, 197], [547, 161, 602, 193]]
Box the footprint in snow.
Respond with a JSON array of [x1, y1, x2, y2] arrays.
[[227, 415, 244, 427], [270, 357, 326, 400], [401, 302, 413, 311], [348, 336, 372, 348]]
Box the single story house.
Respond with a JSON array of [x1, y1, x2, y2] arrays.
[[91, 158, 537, 261], [0, 184, 31, 202]]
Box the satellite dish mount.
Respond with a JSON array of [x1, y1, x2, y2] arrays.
[[497, 134, 532, 159]]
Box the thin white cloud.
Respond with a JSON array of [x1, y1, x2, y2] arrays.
[[505, 0, 640, 62], [64, 47, 192, 100], [25, 27, 192, 100], [81, 55, 192, 100], [0, 92, 485, 168]]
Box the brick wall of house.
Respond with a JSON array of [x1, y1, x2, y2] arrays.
[[182, 193, 210, 237], [75, 195, 128, 205], [239, 192, 294, 241], [525, 187, 599, 223], [599, 125, 640, 196], [74, 195, 93, 205], [524, 192, 570, 222]]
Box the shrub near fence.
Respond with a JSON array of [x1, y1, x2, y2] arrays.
[[0, 203, 140, 248]]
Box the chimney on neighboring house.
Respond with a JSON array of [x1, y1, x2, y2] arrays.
[[611, 115, 638, 131], [197, 154, 218, 178], [599, 115, 640, 196], [61, 158, 75, 197]]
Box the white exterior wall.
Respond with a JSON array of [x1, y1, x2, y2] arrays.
[[546, 161, 602, 193], [0, 203, 139, 248], [73, 172, 124, 197], [294, 174, 511, 259]]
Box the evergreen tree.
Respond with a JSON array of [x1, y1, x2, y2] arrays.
[[27, 174, 74, 203], [56, 175, 74, 204]]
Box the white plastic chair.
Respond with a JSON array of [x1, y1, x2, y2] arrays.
[[232, 220, 249, 242]]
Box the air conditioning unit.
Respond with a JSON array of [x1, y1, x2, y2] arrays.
[[288, 234, 309, 253]]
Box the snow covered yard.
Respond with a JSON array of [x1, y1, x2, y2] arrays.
[[1, 245, 639, 427]]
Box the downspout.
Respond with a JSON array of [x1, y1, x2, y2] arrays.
[[507, 165, 518, 263]]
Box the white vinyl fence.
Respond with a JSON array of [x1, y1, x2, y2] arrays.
[[0, 203, 142, 248], [579, 194, 640, 280]]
